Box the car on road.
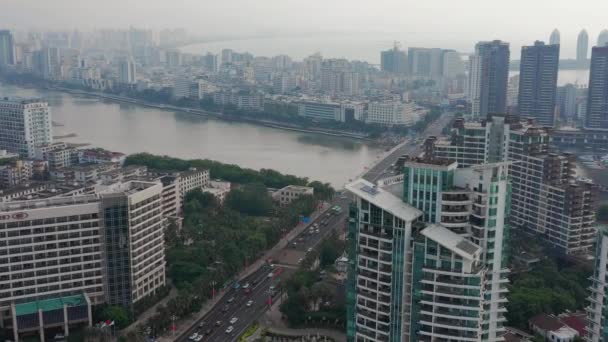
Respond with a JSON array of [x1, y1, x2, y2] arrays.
[[267, 272, 274, 278], [227, 296, 235, 303], [189, 333, 199, 340], [315, 229, 320, 234], [198, 322, 205, 328], [215, 320, 222, 326], [194, 336, 203, 342], [204, 329, 212, 335], [246, 300, 253, 307], [242, 282, 250, 289], [307, 247, 313, 253], [222, 305, 229, 313], [225, 326, 234, 334], [230, 317, 238, 324], [297, 258, 303, 264], [244, 287, 251, 294]]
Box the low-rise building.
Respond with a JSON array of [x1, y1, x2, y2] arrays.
[[201, 180, 231, 204], [272, 185, 314, 206], [365, 101, 425, 126]]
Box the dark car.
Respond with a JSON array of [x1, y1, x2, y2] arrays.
[[204, 329, 212, 335], [221, 305, 229, 312]]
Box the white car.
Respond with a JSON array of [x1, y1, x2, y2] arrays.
[[194, 336, 203, 342], [189, 333, 199, 340], [226, 326, 234, 333], [307, 247, 313, 253], [230, 317, 238, 324], [246, 300, 253, 307]]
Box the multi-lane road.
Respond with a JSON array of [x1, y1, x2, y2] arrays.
[[363, 112, 454, 182], [175, 112, 454, 342], [177, 198, 350, 342]]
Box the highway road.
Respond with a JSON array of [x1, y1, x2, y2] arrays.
[[175, 112, 454, 342], [362, 112, 454, 182], [177, 197, 350, 342]]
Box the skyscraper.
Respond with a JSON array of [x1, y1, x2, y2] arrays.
[[585, 45, 608, 130], [577, 29, 589, 62], [557, 84, 578, 119], [408, 47, 444, 78], [345, 159, 511, 341], [517, 41, 560, 127], [0, 98, 53, 158], [549, 29, 561, 45], [118, 57, 137, 84], [586, 227, 608, 342], [380, 45, 407, 74], [467, 40, 510, 117], [598, 29, 608, 47], [0, 30, 15, 66]]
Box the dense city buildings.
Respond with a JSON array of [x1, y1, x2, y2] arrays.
[[0, 98, 53, 158], [577, 29, 589, 63], [0, 30, 15, 67], [380, 45, 407, 74], [428, 115, 597, 255], [345, 159, 511, 341], [517, 41, 559, 127], [585, 45, 608, 131], [467, 40, 510, 117], [550, 29, 561, 45]]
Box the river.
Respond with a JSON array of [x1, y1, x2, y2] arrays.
[[0, 83, 384, 187]]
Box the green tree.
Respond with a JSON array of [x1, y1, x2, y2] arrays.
[[100, 305, 131, 329], [225, 183, 273, 216]]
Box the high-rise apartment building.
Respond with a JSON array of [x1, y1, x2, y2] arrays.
[[467, 41, 510, 117], [33, 47, 61, 80], [381, 46, 408, 74], [598, 30, 608, 48], [586, 227, 608, 342], [346, 158, 511, 341], [442, 50, 465, 79], [550, 29, 561, 45], [408, 47, 444, 78], [0, 181, 166, 341], [0, 30, 15, 66], [320, 60, 360, 96], [427, 115, 597, 255], [0, 98, 53, 158], [203, 53, 218, 73], [517, 41, 560, 127], [585, 45, 608, 130], [118, 57, 136, 84], [557, 84, 578, 119], [577, 30, 589, 63]]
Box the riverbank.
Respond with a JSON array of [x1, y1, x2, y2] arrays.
[[6, 81, 378, 143]]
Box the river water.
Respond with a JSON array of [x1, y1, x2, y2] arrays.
[[0, 83, 384, 187]]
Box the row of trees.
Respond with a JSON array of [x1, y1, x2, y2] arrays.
[[124, 153, 334, 195]]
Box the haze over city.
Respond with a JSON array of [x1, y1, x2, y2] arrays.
[[2, 0, 608, 58], [3, 1, 608, 342]]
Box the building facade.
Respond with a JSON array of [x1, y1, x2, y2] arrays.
[[0, 98, 53, 158], [577, 30, 589, 63], [550, 29, 561, 45], [467, 41, 510, 118], [517, 41, 559, 127], [345, 158, 511, 341], [428, 115, 597, 255], [381, 46, 408, 74], [586, 227, 608, 342], [0, 30, 15, 66], [0, 180, 166, 341], [272, 185, 314, 206], [585, 45, 608, 131]]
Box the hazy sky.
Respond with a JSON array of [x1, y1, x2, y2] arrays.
[[2, 0, 608, 58]]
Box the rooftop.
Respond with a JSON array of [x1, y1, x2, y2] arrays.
[[346, 178, 422, 222], [529, 313, 564, 332], [421, 224, 481, 260], [15, 294, 88, 316]]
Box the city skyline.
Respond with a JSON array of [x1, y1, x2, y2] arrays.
[[1, 0, 608, 60]]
